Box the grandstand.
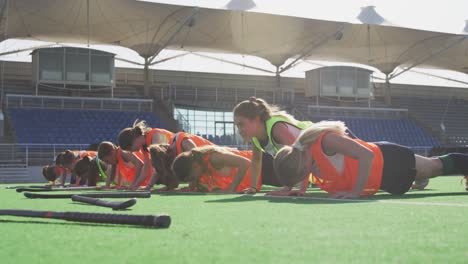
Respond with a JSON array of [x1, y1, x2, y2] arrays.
[[0, 60, 467, 182]]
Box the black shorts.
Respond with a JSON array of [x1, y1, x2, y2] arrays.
[[375, 142, 416, 195], [261, 153, 282, 187]]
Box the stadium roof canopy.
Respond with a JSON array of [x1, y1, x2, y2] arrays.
[[1, 0, 468, 81]]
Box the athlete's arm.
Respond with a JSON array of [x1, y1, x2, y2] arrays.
[[210, 151, 251, 192], [322, 132, 374, 199]]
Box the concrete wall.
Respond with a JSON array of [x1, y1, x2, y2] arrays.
[[27, 166, 47, 183]]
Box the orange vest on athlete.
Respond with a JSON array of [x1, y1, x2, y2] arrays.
[[116, 148, 153, 186], [146, 128, 175, 146], [173, 132, 215, 155], [309, 132, 383, 196], [62, 151, 97, 173], [197, 149, 261, 192], [77, 151, 97, 159]]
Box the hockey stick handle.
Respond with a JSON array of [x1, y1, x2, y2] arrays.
[[0, 209, 170, 228]]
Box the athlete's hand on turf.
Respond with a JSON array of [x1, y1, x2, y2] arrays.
[[153, 186, 169, 192], [265, 189, 305, 196], [286, 190, 306, 196], [212, 189, 233, 194], [330, 191, 360, 199], [241, 187, 257, 194], [265, 190, 289, 196], [176, 187, 195, 192]]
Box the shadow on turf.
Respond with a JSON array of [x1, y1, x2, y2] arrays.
[[203, 191, 468, 204], [371, 191, 468, 200], [204, 194, 369, 204], [0, 219, 162, 229], [153, 186, 325, 197]]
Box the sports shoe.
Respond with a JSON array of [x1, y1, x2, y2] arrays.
[[411, 178, 429, 190]]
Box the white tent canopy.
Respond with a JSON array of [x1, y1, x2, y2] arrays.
[[2, 0, 467, 78]]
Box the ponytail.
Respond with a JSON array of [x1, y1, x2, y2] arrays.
[[293, 120, 347, 149], [118, 119, 150, 151], [132, 119, 150, 137]]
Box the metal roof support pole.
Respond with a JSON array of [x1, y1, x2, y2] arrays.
[[147, 7, 199, 65], [278, 24, 345, 75], [389, 35, 467, 81], [143, 57, 150, 97], [384, 74, 391, 105], [191, 52, 275, 74], [274, 66, 280, 104], [149, 52, 190, 66]]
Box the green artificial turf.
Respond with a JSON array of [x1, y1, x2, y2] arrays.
[[1, 177, 468, 264]]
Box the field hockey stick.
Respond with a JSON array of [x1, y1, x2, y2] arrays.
[[24, 191, 151, 199], [0, 209, 170, 228], [16, 186, 102, 193], [6, 185, 52, 190], [71, 195, 137, 210]]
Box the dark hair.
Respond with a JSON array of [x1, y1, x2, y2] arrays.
[[73, 156, 92, 178], [118, 120, 150, 151], [42, 165, 58, 181], [148, 144, 178, 189], [171, 146, 218, 183], [88, 157, 107, 186], [55, 153, 64, 166], [118, 128, 134, 151], [97, 141, 116, 159], [171, 152, 194, 183], [73, 156, 107, 186], [61, 150, 75, 167]]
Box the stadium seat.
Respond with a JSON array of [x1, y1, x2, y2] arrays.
[[8, 108, 166, 145]]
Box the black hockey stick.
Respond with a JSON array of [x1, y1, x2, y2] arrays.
[[71, 195, 137, 210], [0, 209, 170, 228], [24, 191, 151, 199]]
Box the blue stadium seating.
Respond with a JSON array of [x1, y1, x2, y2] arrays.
[[314, 117, 440, 147], [392, 96, 468, 145], [8, 108, 165, 145]]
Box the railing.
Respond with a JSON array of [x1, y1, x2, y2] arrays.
[[0, 143, 253, 167], [308, 105, 409, 119], [4, 94, 153, 112], [307, 105, 408, 112], [0, 143, 89, 166], [157, 84, 295, 107]]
